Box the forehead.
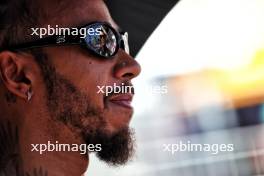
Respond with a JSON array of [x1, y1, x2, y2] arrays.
[[41, 0, 118, 29]]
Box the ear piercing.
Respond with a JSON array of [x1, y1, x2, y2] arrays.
[[26, 89, 33, 102]]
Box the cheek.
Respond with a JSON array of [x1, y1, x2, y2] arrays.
[[64, 60, 113, 109], [73, 66, 106, 109], [49, 47, 118, 111]]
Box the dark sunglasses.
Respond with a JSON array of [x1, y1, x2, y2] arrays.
[[6, 22, 130, 58]]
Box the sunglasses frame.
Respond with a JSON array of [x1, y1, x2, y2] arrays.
[[5, 21, 129, 58]]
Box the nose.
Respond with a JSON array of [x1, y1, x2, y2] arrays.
[[113, 50, 141, 80]]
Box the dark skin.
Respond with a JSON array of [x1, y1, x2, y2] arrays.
[[0, 0, 141, 175]]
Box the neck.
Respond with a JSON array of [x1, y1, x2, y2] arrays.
[[0, 106, 88, 176]]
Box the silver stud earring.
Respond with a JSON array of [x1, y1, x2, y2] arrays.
[[27, 90, 33, 101]]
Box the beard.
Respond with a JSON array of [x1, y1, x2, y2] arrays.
[[34, 51, 135, 165], [86, 127, 135, 166]]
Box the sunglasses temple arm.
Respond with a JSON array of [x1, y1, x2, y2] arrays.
[[121, 32, 130, 55], [5, 35, 82, 51]]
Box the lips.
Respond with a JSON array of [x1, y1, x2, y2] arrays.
[[108, 93, 133, 109]]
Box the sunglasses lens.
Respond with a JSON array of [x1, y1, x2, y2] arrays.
[[84, 23, 117, 57]]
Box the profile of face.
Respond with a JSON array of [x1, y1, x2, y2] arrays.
[[0, 0, 141, 167], [42, 1, 141, 165]]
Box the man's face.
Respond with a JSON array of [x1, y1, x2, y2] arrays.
[[35, 0, 141, 165]]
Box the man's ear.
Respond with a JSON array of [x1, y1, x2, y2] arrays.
[[0, 51, 33, 101]]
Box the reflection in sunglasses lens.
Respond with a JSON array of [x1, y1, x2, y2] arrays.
[[85, 24, 117, 57]]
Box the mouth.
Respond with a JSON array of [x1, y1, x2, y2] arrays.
[[108, 93, 133, 109]]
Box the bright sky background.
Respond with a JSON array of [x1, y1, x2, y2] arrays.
[[136, 0, 264, 79], [133, 0, 264, 116]]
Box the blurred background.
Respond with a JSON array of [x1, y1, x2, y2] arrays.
[[87, 0, 264, 175]]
